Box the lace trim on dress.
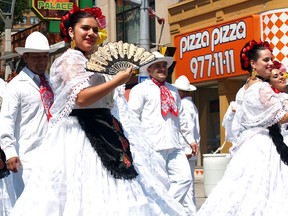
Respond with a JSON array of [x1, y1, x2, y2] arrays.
[[232, 82, 286, 139], [49, 49, 93, 126], [50, 80, 90, 126], [259, 85, 286, 126]]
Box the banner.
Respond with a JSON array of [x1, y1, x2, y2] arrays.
[[31, 0, 78, 20], [174, 15, 260, 83]]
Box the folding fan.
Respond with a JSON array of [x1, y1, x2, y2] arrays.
[[86, 41, 155, 75]]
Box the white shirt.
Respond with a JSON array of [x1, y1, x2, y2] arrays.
[[0, 78, 6, 111], [128, 79, 195, 151], [0, 67, 49, 169], [180, 96, 200, 160], [0, 78, 7, 98]]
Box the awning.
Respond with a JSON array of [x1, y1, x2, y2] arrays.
[[0, 53, 20, 61], [50, 41, 66, 50]]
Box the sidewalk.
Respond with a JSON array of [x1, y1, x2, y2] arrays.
[[194, 168, 206, 210]]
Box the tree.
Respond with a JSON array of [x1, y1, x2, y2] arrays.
[[0, 0, 31, 35]]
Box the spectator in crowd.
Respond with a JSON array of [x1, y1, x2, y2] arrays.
[[174, 75, 200, 214], [0, 31, 57, 197]]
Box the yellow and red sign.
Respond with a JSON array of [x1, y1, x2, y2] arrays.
[[31, 0, 78, 20], [174, 15, 261, 83]]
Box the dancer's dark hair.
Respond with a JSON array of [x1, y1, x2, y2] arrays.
[[240, 40, 272, 73], [60, 5, 106, 43], [268, 124, 288, 165]]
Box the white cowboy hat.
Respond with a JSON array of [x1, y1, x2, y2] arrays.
[[173, 75, 197, 91], [15, 31, 58, 55], [140, 51, 174, 72]]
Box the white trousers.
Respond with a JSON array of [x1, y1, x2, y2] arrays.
[[157, 149, 192, 208], [183, 159, 197, 215]]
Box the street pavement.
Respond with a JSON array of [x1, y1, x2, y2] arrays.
[[194, 168, 206, 210]]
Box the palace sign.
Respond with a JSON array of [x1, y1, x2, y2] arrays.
[[31, 0, 79, 20], [174, 15, 261, 83]]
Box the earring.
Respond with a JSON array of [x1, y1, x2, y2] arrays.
[[251, 68, 257, 80], [70, 38, 76, 49]]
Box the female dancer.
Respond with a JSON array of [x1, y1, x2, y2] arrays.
[[10, 5, 185, 216], [269, 61, 288, 146], [0, 147, 16, 215], [223, 61, 288, 156], [197, 40, 288, 216], [269, 60, 287, 93], [0, 79, 16, 215]]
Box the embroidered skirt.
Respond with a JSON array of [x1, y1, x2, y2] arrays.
[[70, 108, 138, 180]]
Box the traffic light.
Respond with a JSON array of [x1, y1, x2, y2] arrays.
[[159, 46, 176, 57], [159, 46, 177, 83]]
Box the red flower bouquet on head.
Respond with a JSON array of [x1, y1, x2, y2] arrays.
[[84, 7, 107, 29]]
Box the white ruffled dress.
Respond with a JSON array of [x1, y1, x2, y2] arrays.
[[197, 82, 288, 216], [276, 92, 288, 145], [1, 89, 17, 216], [222, 86, 244, 156], [9, 49, 185, 216], [0, 174, 16, 216]]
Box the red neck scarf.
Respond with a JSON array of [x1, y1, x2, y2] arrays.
[[39, 74, 54, 121], [271, 87, 284, 94], [150, 77, 178, 117]]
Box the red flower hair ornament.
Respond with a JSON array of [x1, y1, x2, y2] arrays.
[[241, 40, 273, 70], [273, 60, 287, 73], [60, 5, 107, 45]]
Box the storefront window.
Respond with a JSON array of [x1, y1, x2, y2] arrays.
[[207, 99, 220, 153], [116, 0, 155, 46], [30, 17, 39, 25], [19, 17, 27, 25]]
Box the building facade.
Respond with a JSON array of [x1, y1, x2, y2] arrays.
[[168, 0, 288, 162], [2, 0, 287, 165]]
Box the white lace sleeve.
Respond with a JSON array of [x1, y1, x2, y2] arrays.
[[258, 83, 286, 124], [222, 101, 237, 143], [278, 92, 288, 112], [49, 49, 94, 125], [232, 82, 286, 137]]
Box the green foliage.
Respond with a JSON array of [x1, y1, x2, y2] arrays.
[[0, 0, 31, 34]]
